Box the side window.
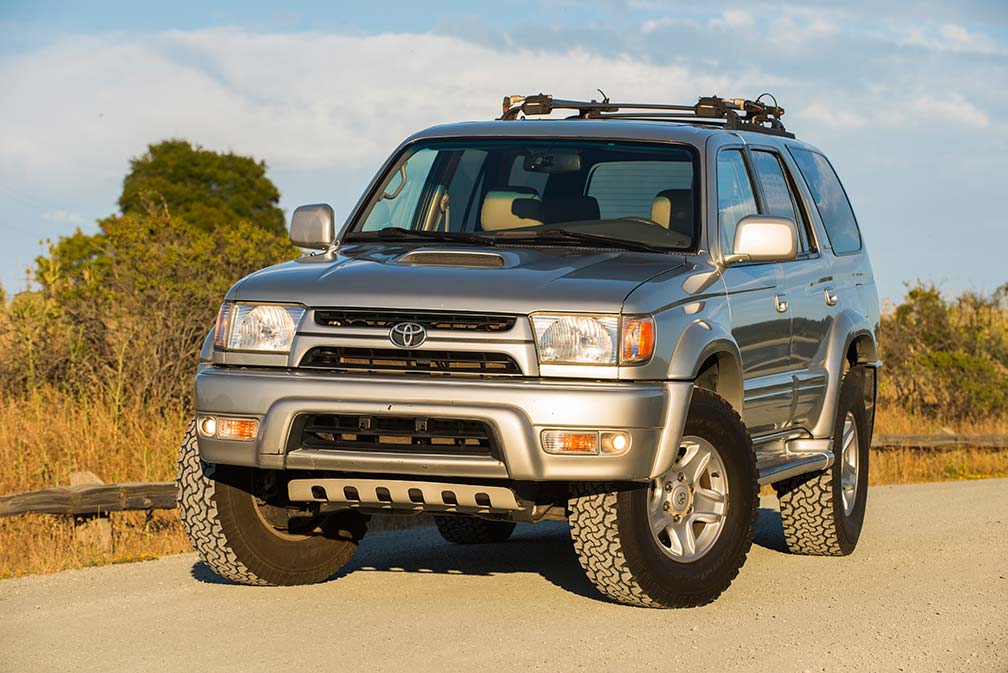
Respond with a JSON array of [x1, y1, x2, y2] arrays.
[[750, 150, 812, 253], [361, 148, 438, 231], [716, 149, 759, 254], [789, 147, 862, 254]]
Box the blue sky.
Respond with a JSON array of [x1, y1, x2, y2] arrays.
[[1, 0, 1006, 302]]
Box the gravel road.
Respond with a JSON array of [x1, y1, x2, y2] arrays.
[[2, 479, 1006, 673]]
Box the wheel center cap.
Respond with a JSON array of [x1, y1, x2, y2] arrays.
[[669, 483, 692, 515]]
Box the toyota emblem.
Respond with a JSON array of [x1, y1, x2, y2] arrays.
[[389, 322, 427, 348]]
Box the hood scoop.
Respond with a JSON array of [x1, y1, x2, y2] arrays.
[[397, 250, 506, 268]]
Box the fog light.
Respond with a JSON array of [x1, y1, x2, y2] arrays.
[[216, 418, 259, 441], [601, 431, 631, 454], [197, 416, 217, 437], [542, 430, 599, 455]]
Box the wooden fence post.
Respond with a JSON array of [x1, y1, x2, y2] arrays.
[[69, 471, 113, 553]]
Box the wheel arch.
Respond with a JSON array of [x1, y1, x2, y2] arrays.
[[810, 309, 880, 438], [667, 320, 744, 415]]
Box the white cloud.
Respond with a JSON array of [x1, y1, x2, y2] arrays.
[[708, 9, 755, 32], [899, 23, 999, 54], [0, 28, 765, 182], [41, 209, 84, 224]]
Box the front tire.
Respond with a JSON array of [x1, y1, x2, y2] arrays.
[[568, 389, 758, 608], [777, 366, 871, 556], [177, 420, 366, 585]]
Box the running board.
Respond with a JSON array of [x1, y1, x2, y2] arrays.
[[756, 439, 833, 485], [287, 477, 526, 514]]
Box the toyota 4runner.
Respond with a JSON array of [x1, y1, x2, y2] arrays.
[[177, 94, 881, 608]]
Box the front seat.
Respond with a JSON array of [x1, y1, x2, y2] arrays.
[[480, 187, 543, 231], [650, 189, 694, 238], [542, 195, 600, 224]]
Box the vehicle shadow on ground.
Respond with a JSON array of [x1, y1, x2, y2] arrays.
[[191, 509, 789, 593]]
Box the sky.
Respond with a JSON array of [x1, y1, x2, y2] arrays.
[[1, 0, 1006, 303]]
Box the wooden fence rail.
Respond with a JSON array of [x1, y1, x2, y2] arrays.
[[0, 435, 1004, 518], [0, 482, 177, 517]]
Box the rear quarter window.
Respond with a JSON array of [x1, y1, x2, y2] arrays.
[[789, 147, 862, 254]]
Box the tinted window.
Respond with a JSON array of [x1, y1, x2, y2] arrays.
[[717, 149, 759, 254], [587, 161, 693, 220], [751, 150, 811, 252], [751, 151, 798, 222], [789, 147, 861, 254]]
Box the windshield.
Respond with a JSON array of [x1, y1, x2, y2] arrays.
[[346, 139, 699, 251]]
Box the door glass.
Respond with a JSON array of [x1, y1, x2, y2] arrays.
[[751, 150, 810, 253], [716, 150, 759, 254]]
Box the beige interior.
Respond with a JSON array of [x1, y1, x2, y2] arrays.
[[480, 188, 543, 231], [650, 189, 693, 237]]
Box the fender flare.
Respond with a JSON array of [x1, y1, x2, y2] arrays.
[[666, 319, 744, 415], [810, 308, 879, 437]]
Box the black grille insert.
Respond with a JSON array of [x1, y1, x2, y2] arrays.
[[314, 309, 516, 332], [300, 347, 522, 376], [298, 414, 498, 457]]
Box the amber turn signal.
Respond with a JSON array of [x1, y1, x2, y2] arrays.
[[622, 317, 655, 363]]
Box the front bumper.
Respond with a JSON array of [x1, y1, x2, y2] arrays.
[[194, 366, 693, 482]]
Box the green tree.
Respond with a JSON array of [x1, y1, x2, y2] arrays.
[[5, 140, 299, 408], [119, 139, 285, 235]]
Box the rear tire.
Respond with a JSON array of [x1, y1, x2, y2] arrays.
[[777, 366, 871, 556], [433, 515, 516, 544], [177, 420, 366, 585], [568, 389, 758, 608]]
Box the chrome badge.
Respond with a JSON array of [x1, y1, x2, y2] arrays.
[[389, 322, 426, 348]]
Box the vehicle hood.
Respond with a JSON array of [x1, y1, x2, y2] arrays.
[[230, 244, 687, 314]]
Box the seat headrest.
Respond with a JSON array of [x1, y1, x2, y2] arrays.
[[651, 189, 694, 236], [480, 187, 543, 231], [543, 195, 600, 224]]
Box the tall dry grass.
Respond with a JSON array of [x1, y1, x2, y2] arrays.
[[0, 388, 187, 494], [1, 391, 1006, 579]]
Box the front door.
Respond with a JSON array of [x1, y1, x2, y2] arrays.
[[716, 147, 793, 435]]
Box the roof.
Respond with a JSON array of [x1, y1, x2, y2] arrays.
[[407, 119, 723, 146]]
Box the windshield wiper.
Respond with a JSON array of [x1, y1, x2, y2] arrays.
[[345, 227, 491, 245], [486, 228, 667, 254]]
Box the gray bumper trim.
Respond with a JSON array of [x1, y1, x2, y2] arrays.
[[195, 367, 693, 482]]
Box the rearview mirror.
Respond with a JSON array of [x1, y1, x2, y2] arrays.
[[724, 215, 798, 265], [290, 204, 335, 250]]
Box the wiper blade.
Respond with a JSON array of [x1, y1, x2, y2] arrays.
[[345, 228, 490, 245], [489, 228, 666, 253]]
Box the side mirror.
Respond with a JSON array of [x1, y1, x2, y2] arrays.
[[290, 204, 335, 249], [724, 215, 798, 265]]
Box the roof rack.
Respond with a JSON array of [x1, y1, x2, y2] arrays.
[[498, 92, 794, 138]]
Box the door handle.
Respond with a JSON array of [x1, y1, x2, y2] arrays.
[[774, 293, 789, 313], [824, 287, 838, 306]]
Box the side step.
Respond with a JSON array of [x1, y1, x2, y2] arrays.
[[287, 477, 526, 514], [756, 439, 833, 485]]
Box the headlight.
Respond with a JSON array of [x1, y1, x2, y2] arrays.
[[531, 314, 655, 365], [213, 302, 305, 353]]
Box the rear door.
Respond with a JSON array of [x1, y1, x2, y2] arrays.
[[716, 147, 793, 435]]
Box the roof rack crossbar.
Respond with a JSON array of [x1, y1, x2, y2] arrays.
[[499, 93, 794, 138]]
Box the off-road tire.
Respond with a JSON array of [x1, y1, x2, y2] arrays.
[[433, 515, 516, 544], [777, 366, 871, 556], [568, 389, 758, 608], [177, 420, 365, 585]]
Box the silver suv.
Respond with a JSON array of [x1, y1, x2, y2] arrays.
[[177, 94, 880, 607]]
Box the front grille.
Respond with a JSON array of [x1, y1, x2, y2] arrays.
[[297, 414, 498, 457], [314, 309, 516, 333], [300, 347, 523, 376]]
